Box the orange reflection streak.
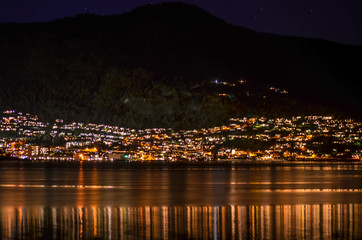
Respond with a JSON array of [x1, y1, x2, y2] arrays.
[[76, 165, 84, 208], [0, 204, 361, 239]]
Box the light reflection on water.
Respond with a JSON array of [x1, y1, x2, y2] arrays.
[[1, 204, 361, 240], [0, 162, 361, 239]]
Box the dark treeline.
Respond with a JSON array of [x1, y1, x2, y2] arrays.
[[0, 2, 361, 129]]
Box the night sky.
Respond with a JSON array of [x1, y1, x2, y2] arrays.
[[1, 0, 361, 45]]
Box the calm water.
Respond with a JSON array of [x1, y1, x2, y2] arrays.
[[0, 162, 361, 239]]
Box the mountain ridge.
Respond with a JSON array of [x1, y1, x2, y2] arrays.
[[0, 2, 361, 129]]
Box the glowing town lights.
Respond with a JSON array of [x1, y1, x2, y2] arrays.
[[0, 111, 361, 162]]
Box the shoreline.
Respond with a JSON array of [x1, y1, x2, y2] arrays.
[[0, 159, 361, 169]]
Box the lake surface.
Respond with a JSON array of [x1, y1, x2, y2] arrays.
[[0, 162, 361, 239]]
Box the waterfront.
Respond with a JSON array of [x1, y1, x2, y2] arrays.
[[2, 111, 362, 162], [0, 162, 361, 239]]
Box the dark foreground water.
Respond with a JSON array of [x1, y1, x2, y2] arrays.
[[0, 162, 361, 239]]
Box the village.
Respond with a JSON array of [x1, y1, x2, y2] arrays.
[[1, 110, 361, 162]]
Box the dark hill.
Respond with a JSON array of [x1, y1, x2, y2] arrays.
[[0, 2, 361, 129]]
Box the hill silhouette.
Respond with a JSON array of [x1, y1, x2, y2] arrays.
[[0, 2, 361, 128]]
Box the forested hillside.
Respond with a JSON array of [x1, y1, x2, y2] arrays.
[[0, 2, 361, 129]]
